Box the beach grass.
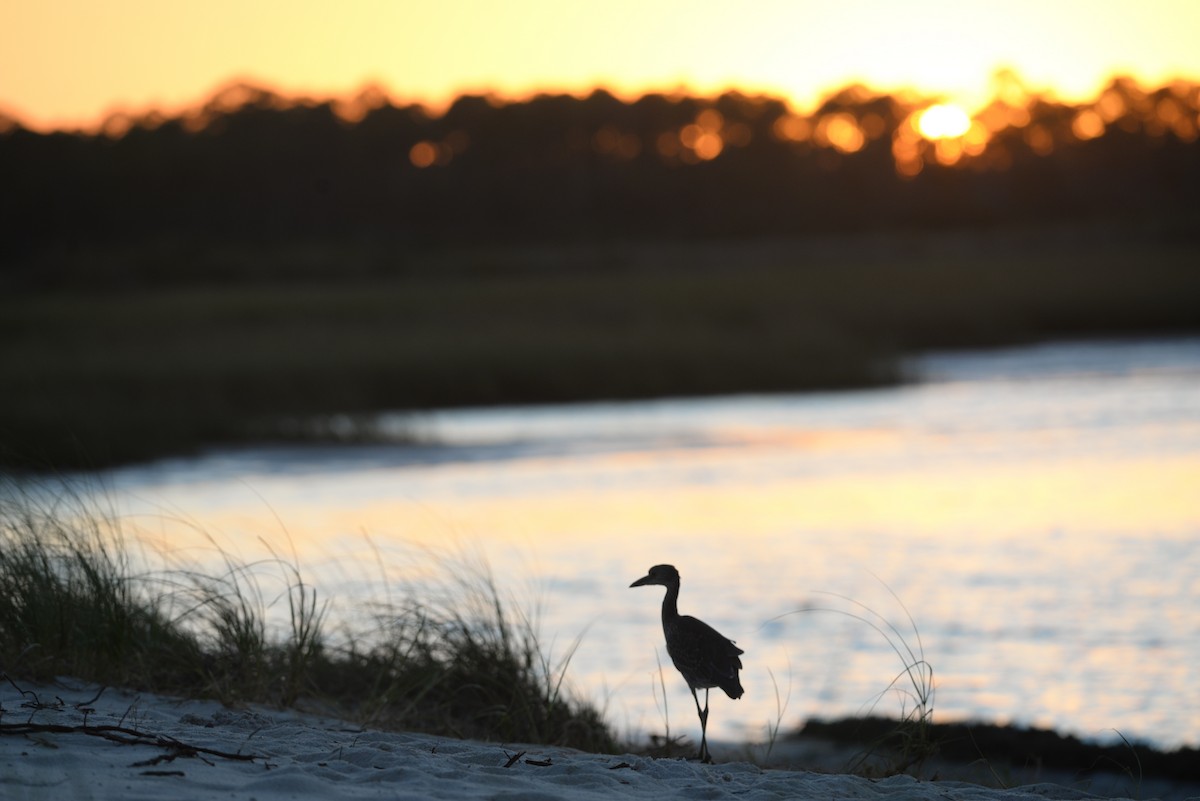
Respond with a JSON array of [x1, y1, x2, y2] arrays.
[[0, 477, 617, 752]]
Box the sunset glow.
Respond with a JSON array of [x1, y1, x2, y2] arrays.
[[3, 3, 1200, 186], [917, 104, 973, 139], [3, 1, 1200, 133]]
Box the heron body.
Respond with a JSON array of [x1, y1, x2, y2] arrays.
[[630, 564, 743, 762]]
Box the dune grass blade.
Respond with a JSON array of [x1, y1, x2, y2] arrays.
[[765, 661, 792, 760]]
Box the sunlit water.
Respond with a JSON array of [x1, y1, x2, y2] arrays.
[[70, 338, 1200, 750]]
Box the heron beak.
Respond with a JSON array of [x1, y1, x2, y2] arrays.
[[630, 574, 653, 588]]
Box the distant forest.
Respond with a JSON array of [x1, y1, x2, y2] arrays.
[[2, 77, 1198, 273]]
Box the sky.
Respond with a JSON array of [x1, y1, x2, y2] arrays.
[[2, 0, 1199, 132]]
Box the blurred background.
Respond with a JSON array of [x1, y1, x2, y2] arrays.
[[1, 0, 1197, 756]]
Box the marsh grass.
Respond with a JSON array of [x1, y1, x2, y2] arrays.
[[0, 477, 616, 751], [5, 229, 1198, 470]]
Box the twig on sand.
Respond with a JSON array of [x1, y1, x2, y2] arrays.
[[0, 720, 267, 763], [1, 674, 268, 765]]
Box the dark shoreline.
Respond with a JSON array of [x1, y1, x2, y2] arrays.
[[4, 227, 1200, 473], [757, 716, 1200, 800]]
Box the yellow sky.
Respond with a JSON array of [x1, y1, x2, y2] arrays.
[[3, 0, 1199, 131]]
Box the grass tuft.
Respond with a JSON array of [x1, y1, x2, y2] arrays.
[[0, 478, 205, 688], [771, 574, 938, 777], [0, 477, 616, 752]]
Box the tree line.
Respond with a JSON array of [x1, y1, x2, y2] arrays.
[[2, 78, 1198, 269]]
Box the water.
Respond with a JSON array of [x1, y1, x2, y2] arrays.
[[88, 338, 1200, 750]]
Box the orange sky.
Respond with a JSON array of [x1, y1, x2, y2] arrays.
[[3, 0, 1199, 132]]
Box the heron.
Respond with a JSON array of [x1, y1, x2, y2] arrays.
[[630, 564, 743, 763]]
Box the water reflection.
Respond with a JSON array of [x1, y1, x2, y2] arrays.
[[95, 338, 1200, 749]]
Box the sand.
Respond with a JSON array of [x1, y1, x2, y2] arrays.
[[0, 679, 1183, 801]]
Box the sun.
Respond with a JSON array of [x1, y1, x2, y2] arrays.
[[917, 103, 972, 139]]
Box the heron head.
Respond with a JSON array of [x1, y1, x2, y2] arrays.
[[630, 564, 680, 588]]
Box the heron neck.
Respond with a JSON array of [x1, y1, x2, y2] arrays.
[[660, 581, 680, 623]]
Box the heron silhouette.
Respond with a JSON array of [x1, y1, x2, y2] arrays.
[[630, 564, 743, 763]]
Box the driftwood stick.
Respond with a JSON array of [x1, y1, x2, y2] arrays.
[[0, 721, 266, 763], [3, 674, 268, 763]]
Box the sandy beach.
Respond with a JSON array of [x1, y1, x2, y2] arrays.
[[3, 678, 1193, 801]]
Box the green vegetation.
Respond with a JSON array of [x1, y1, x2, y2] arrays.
[[3, 227, 1198, 470], [0, 478, 616, 751]]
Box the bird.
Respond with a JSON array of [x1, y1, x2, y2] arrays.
[[630, 564, 743, 763]]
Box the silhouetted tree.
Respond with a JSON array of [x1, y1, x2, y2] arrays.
[[2, 78, 1197, 285]]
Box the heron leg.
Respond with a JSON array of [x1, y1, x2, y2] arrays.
[[689, 686, 712, 763]]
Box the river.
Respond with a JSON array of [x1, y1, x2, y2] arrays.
[[90, 337, 1200, 750]]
